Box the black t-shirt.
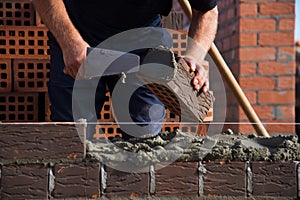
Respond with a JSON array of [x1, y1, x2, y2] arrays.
[[63, 0, 217, 46]]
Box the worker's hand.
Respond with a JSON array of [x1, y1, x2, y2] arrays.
[[61, 38, 90, 79], [182, 56, 209, 93]]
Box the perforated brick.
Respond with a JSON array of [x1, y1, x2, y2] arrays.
[[98, 92, 114, 122], [168, 30, 188, 56], [0, 92, 38, 122], [93, 124, 122, 140], [0, 27, 49, 59], [0, 59, 12, 92], [0, 0, 35, 26], [162, 123, 207, 135], [14, 59, 50, 92]]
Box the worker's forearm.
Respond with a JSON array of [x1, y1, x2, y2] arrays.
[[186, 6, 218, 59], [33, 0, 84, 50]]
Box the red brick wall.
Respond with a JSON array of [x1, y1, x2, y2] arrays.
[[216, 0, 296, 135]]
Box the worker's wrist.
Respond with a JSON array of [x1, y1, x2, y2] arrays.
[[184, 38, 206, 63]]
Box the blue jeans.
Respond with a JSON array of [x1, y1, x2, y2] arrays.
[[48, 34, 165, 140]]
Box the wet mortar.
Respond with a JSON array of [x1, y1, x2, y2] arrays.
[[86, 130, 300, 167]]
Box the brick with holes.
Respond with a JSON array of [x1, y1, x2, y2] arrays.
[[0, 26, 49, 59], [0, 0, 35, 26], [13, 59, 50, 92], [0, 92, 38, 122], [0, 59, 12, 92]]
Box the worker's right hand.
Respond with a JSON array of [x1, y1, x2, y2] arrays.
[[61, 38, 90, 79]]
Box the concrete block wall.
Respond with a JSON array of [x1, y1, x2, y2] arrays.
[[215, 0, 296, 135], [0, 123, 299, 199]]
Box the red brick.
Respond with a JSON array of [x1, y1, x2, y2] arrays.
[[1, 164, 49, 199], [239, 3, 257, 16], [259, 32, 295, 46], [243, 91, 257, 104], [0, 123, 86, 161], [277, 47, 296, 63], [93, 124, 122, 140], [13, 59, 50, 92], [275, 105, 295, 120], [219, 7, 236, 24], [53, 163, 100, 199], [239, 33, 257, 46], [252, 162, 297, 197], [239, 105, 274, 120], [239, 76, 275, 90], [239, 62, 257, 75], [239, 47, 276, 61], [240, 18, 276, 32], [260, 2, 295, 16], [258, 90, 295, 104], [259, 61, 295, 75], [0, 27, 49, 59], [237, 123, 256, 134], [0, 59, 12, 92], [0, 0, 35, 26], [168, 29, 188, 56], [155, 162, 198, 197], [104, 166, 149, 198], [279, 18, 295, 31], [265, 120, 295, 133], [204, 162, 246, 196], [0, 92, 38, 122], [277, 76, 295, 90]]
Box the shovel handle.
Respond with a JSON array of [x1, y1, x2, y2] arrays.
[[178, 0, 270, 137]]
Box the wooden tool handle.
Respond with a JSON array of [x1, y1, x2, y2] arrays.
[[178, 0, 270, 137]]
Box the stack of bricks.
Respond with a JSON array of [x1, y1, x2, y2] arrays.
[[0, 0, 210, 139], [215, 0, 296, 135], [0, 0, 50, 122]]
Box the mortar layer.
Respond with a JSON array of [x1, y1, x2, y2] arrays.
[[87, 130, 300, 167]]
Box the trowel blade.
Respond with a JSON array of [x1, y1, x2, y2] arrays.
[[82, 47, 140, 79]]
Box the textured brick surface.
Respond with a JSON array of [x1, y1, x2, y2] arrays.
[[0, 59, 12, 92], [0, 164, 49, 200], [0, 92, 38, 122], [53, 163, 100, 199], [155, 162, 198, 197], [0, 27, 49, 59], [0, 123, 86, 161], [252, 162, 297, 197], [13, 59, 50, 92], [0, 0, 35, 26], [204, 162, 246, 196], [105, 166, 149, 198]]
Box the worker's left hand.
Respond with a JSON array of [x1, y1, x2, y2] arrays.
[[182, 56, 209, 93]]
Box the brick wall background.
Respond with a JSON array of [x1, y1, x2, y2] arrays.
[[215, 0, 296, 135], [0, 0, 297, 136]]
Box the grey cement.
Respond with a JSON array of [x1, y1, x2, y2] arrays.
[[86, 130, 300, 166]]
